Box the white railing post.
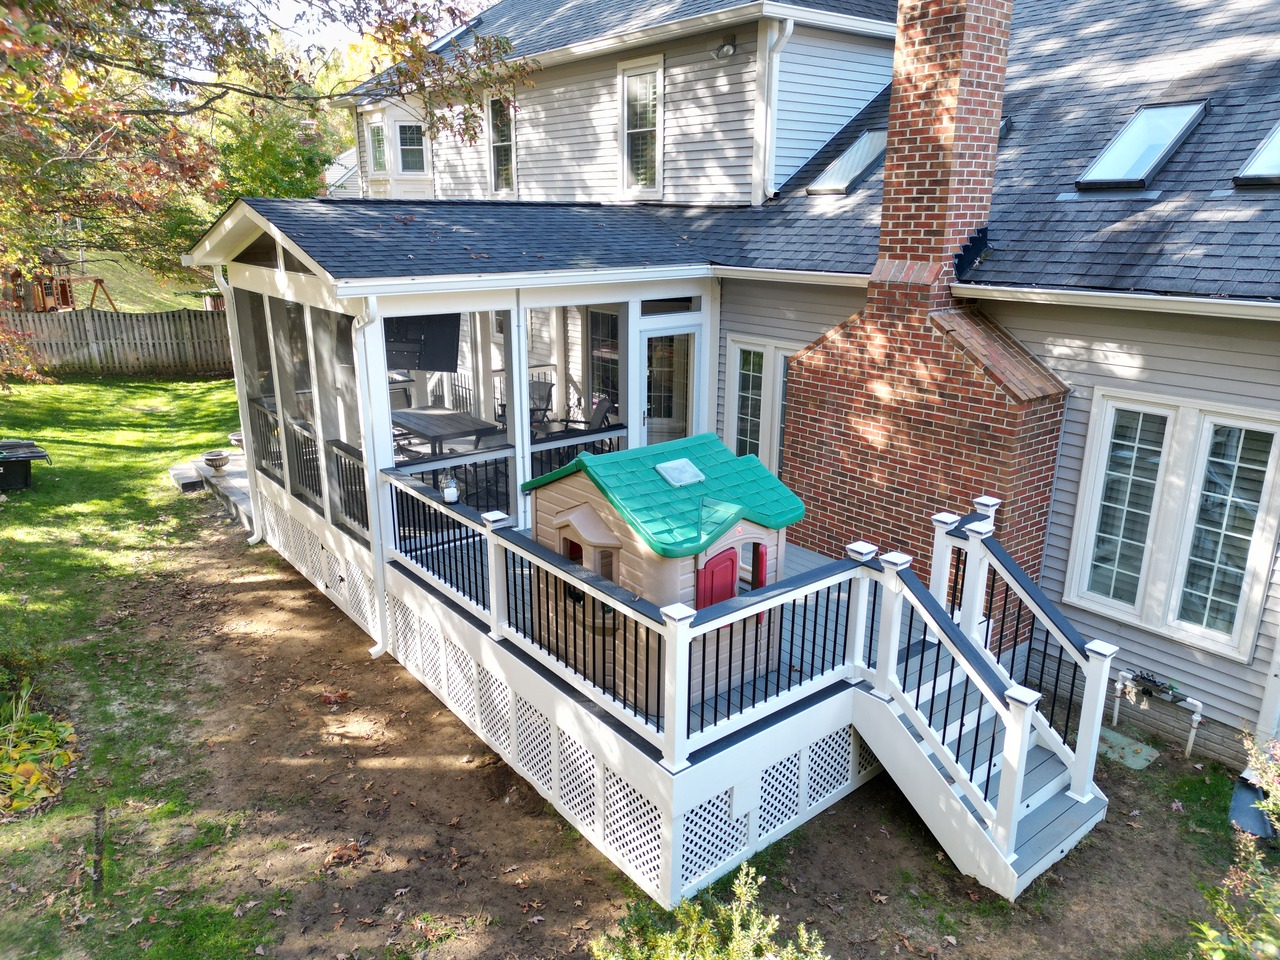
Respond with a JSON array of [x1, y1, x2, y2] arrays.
[[483, 511, 514, 639], [929, 512, 962, 604], [845, 542, 877, 674], [958, 514, 995, 643], [660, 603, 696, 773], [1069, 639, 1119, 800], [993, 684, 1040, 859], [874, 552, 913, 697]]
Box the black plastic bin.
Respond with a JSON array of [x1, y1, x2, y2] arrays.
[[0, 441, 52, 490]]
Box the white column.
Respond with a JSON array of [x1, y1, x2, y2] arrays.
[[929, 512, 962, 604], [874, 552, 913, 697], [483, 511, 514, 640], [509, 292, 532, 529], [1069, 639, 1119, 800], [660, 602, 696, 773], [845, 541, 877, 674], [993, 684, 1040, 859], [959, 515, 994, 643]]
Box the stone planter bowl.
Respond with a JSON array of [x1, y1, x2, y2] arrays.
[[203, 449, 231, 472], [228, 430, 245, 448]]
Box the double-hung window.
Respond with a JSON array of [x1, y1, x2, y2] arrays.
[[619, 56, 662, 196], [369, 123, 387, 173], [727, 338, 800, 473], [398, 123, 426, 173], [489, 98, 514, 194], [1070, 390, 1280, 660]]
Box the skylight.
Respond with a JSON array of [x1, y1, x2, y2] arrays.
[[1236, 121, 1280, 186], [806, 128, 888, 196], [1077, 101, 1206, 189]]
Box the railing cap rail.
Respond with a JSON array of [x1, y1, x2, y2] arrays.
[[688, 556, 865, 630]]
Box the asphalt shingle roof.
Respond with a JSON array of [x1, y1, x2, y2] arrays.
[[522, 433, 805, 558], [243, 198, 705, 279]]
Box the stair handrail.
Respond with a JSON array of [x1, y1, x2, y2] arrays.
[[869, 552, 1040, 856]]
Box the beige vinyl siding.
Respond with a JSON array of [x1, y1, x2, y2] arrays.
[[662, 32, 758, 204], [994, 301, 1280, 733], [716, 279, 865, 435], [353, 111, 370, 197], [432, 115, 489, 198], [515, 61, 618, 200], [773, 29, 893, 191]]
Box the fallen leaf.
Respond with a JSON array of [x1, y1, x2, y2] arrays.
[[870, 891, 888, 904], [394, 887, 410, 898], [255, 947, 266, 956], [529, 915, 545, 924], [944, 935, 958, 945]]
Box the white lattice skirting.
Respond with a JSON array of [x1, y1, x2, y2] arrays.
[[254, 485, 883, 906]]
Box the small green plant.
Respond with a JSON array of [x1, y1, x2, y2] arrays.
[[590, 864, 828, 960], [1194, 736, 1280, 959], [0, 678, 80, 814]]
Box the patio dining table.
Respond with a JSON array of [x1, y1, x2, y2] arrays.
[[391, 407, 501, 457]]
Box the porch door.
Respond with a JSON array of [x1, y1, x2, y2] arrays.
[[644, 332, 694, 445]]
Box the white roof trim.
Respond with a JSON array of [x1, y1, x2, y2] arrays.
[[953, 283, 1280, 322], [711, 265, 870, 286], [335, 263, 713, 297]]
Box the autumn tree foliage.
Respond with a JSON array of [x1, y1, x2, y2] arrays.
[[0, 320, 53, 392], [0, 0, 531, 274]]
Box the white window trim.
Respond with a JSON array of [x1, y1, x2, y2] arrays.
[[1067, 387, 1280, 662], [367, 120, 388, 176], [617, 54, 664, 200], [487, 97, 516, 197], [725, 336, 804, 473], [396, 122, 428, 176]]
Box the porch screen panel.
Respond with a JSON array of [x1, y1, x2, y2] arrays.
[[588, 310, 620, 410], [232, 288, 272, 400]]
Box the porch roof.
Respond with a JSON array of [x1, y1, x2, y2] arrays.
[[241, 198, 706, 280], [523, 433, 804, 558]]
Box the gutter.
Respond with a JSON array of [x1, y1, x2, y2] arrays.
[[211, 266, 265, 545], [953, 283, 1280, 323]]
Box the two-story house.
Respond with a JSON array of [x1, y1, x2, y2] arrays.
[[187, 0, 1280, 908]]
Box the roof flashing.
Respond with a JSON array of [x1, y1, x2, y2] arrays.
[[1076, 100, 1207, 191]]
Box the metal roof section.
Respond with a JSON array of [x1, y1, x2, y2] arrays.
[[522, 433, 805, 558]]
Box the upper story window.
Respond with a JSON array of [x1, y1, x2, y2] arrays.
[[1068, 389, 1280, 661], [619, 56, 663, 196], [398, 123, 426, 173], [369, 124, 387, 173], [1077, 101, 1206, 190], [489, 98, 514, 194], [807, 128, 888, 195], [1235, 120, 1280, 186]]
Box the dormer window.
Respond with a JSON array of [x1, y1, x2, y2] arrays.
[[806, 128, 888, 196], [619, 56, 663, 197], [1077, 101, 1206, 190], [1235, 121, 1280, 186], [489, 98, 515, 194], [369, 124, 387, 173]]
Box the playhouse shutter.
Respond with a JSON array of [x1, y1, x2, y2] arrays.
[[696, 547, 738, 609]]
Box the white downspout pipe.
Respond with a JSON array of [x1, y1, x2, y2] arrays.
[[213, 266, 264, 545], [762, 17, 795, 200], [354, 296, 396, 657]]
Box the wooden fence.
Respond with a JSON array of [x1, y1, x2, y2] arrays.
[[1, 308, 232, 376]]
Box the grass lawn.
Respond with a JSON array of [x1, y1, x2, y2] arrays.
[[68, 251, 208, 313], [0, 377, 267, 959]]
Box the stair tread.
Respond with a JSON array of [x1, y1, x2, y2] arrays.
[[1013, 790, 1107, 875]]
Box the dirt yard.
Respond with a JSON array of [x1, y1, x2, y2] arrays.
[[73, 498, 1231, 958]]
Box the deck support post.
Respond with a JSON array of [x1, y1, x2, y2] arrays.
[[1069, 639, 1119, 800], [874, 552, 912, 697], [660, 603, 696, 772], [928, 513, 961, 605], [993, 684, 1040, 859], [483, 511, 514, 640], [845, 542, 877, 675]]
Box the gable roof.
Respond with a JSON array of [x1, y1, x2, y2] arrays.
[[239, 198, 704, 280], [522, 434, 805, 558]]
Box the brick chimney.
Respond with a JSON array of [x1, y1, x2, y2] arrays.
[[781, 0, 1068, 572]]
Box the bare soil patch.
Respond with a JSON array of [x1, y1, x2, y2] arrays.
[[109, 499, 1227, 958]]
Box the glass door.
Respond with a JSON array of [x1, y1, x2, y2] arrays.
[[644, 332, 694, 445]]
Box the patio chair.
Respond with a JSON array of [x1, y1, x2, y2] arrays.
[[553, 397, 616, 454], [496, 378, 557, 433], [461, 430, 512, 513]]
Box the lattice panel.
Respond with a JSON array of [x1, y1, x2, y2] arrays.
[[420, 615, 444, 691], [285, 517, 306, 573], [261, 499, 282, 550], [758, 751, 802, 839], [679, 790, 749, 888], [476, 667, 511, 754], [300, 527, 324, 586], [444, 640, 476, 722], [855, 733, 880, 778], [604, 770, 663, 885], [323, 550, 343, 596], [515, 697, 553, 790], [390, 596, 418, 665], [557, 730, 598, 829], [807, 726, 853, 807], [345, 558, 372, 628]]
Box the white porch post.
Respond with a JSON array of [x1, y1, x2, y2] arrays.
[[660, 602, 695, 772], [993, 684, 1040, 859], [354, 295, 396, 657], [483, 510, 513, 639], [1069, 638, 1119, 800], [212, 269, 264, 543], [845, 541, 877, 674], [959, 515, 995, 642], [509, 292, 532, 529], [874, 552, 912, 696], [929, 512, 961, 604]]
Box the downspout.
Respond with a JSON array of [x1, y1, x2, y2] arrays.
[[762, 18, 794, 200], [213, 266, 264, 544], [353, 296, 394, 657]]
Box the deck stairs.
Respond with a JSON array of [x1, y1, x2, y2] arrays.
[[843, 506, 1117, 899]]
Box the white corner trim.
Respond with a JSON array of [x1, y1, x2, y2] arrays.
[[953, 283, 1280, 323]]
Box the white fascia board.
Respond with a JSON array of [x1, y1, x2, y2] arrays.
[[187, 201, 336, 287], [759, 2, 896, 39], [335, 263, 714, 298], [953, 282, 1280, 323], [712, 265, 870, 287]]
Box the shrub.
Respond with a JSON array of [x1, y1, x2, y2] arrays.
[[591, 865, 828, 960]]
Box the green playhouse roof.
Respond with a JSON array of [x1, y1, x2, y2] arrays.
[[522, 433, 805, 558]]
